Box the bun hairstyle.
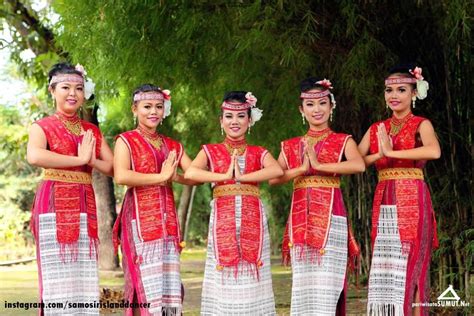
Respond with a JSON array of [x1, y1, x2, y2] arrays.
[[221, 91, 252, 117], [132, 83, 162, 104], [47, 62, 83, 89], [299, 77, 332, 92], [223, 91, 247, 103], [387, 62, 418, 88]]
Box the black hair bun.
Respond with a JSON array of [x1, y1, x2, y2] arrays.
[[300, 77, 331, 93], [388, 62, 417, 76], [223, 91, 247, 103]]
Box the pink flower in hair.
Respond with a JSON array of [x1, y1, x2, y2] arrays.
[[75, 64, 87, 76], [409, 67, 423, 80], [245, 92, 257, 107], [162, 89, 171, 100], [315, 78, 333, 90]]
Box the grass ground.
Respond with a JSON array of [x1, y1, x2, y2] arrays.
[[5, 248, 467, 315]]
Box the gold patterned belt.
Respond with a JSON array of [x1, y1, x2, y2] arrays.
[[378, 168, 424, 181], [213, 184, 260, 198], [43, 169, 92, 184], [294, 175, 341, 189]]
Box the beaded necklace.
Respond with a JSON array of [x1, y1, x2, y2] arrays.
[[305, 127, 332, 147], [137, 125, 162, 150], [223, 137, 247, 156], [55, 112, 82, 136], [390, 113, 414, 136]]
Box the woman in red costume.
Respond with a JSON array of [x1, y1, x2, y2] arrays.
[[358, 64, 441, 316], [113, 84, 195, 315], [185, 91, 283, 315], [27, 62, 114, 315], [270, 77, 364, 315]]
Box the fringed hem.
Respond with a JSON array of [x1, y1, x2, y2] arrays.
[[136, 237, 180, 265], [368, 303, 404, 316], [89, 237, 99, 260], [161, 306, 182, 316], [292, 244, 325, 265], [59, 242, 79, 262], [218, 261, 262, 281], [282, 250, 291, 267]]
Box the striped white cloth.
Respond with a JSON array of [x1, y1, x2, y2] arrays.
[[290, 214, 348, 315], [39, 213, 99, 315], [131, 220, 182, 315], [201, 156, 276, 315], [367, 205, 408, 316]]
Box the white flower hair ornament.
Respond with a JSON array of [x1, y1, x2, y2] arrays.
[[161, 89, 172, 118], [409, 67, 429, 100], [75, 64, 95, 100], [245, 92, 263, 126]]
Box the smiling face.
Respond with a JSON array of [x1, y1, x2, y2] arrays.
[[132, 97, 164, 131], [299, 89, 332, 129], [220, 109, 251, 140], [50, 81, 85, 116], [384, 74, 417, 116]]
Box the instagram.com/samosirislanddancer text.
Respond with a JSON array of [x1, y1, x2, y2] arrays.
[[4, 300, 150, 310]]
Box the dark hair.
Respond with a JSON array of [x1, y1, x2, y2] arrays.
[[221, 90, 251, 117], [48, 62, 83, 89], [386, 63, 419, 89], [388, 62, 417, 76], [132, 83, 163, 104], [300, 77, 331, 92], [299, 77, 331, 105]]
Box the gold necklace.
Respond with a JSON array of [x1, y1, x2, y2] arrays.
[[223, 138, 247, 156], [390, 113, 413, 136], [137, 126, 162, 150], [304, 128, 331, 147], [55, 112, 82, 136]]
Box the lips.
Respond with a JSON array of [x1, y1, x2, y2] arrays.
[[148, 117, 159, 122], [66, 99, 77, 105], [230, 127, 240, 132], [312, 114, 324, 120], [390, 100, 401, 106]]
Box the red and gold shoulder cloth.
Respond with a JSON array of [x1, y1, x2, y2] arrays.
[[281, 130, 360, 265], [115, 130, 183, 251], [35, 115, 102, 259], [203, 139, 268, 274], [369, 115, 438, 251]]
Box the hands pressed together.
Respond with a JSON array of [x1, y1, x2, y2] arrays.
[[78, 130, 96, 166], [298, 139, 322, 174], [376, 124, 394, 159], [161, 150, 179, 181]]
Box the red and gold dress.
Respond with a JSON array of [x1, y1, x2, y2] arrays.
[[367, 114, 438, 316], [280, 128, 360, 315], [113, 128, 184, 316], [30, 113, 102, 315], [200, 138, 276, 315]]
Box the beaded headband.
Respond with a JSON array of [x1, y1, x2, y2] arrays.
[[221, 101, 253, 111], [133, 92, 165, 102], [300, 90, 331, 99], [49, 74, 84, 86], [384, 77, 417, 85]]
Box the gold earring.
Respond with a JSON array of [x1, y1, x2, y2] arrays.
[[221, 127, 223, 135], [133, 115, 137, 126], [301, 113, 305, 125], [412, 96, 416, 108]]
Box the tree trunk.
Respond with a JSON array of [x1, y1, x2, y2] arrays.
[[184, 186, 197, 242], [177, 185, 193, 241], [93, 171, 119, 270], [89, 104, 118, 270]]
